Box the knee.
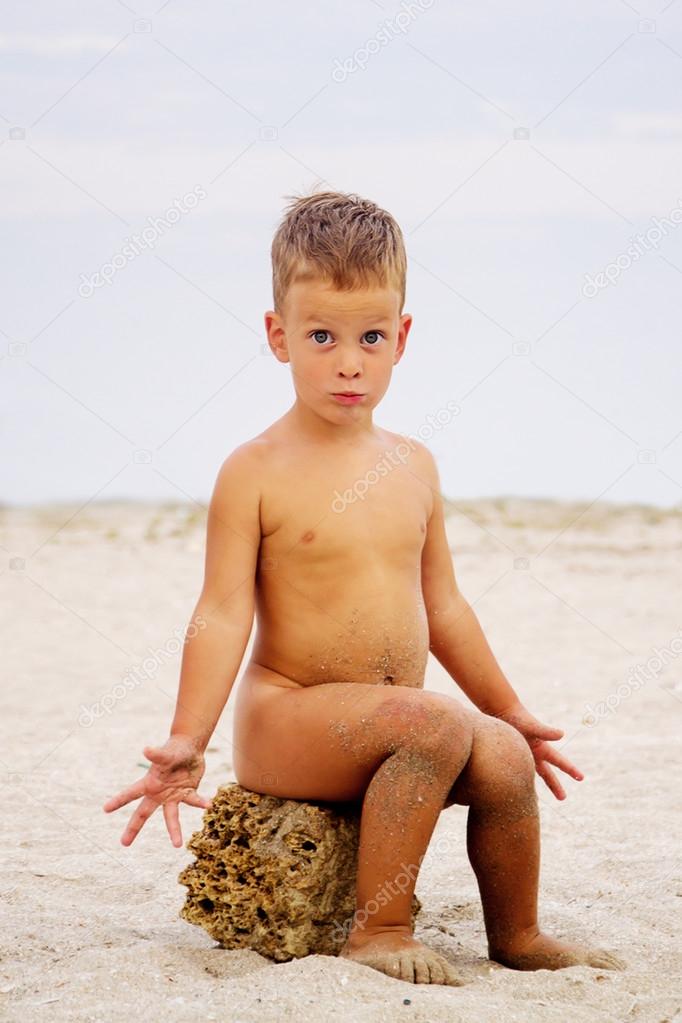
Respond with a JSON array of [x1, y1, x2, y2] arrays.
[[407, 697, 475, 773], [372, 694, 474, 766], [476, 718, 536, 799]]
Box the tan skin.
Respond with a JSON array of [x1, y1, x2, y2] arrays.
[[103, 278, 624, 985]]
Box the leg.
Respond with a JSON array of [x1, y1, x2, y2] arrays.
[[339, 699, 473, 985], [445, 716, 625, 971], [233, 664, 477, 985]]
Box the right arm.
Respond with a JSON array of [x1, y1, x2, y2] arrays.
[[102, 442, 262, 846], [170, 442, 262, 752]]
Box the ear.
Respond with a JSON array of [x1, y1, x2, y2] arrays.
[[393, 313, 412, 365], [264, 310, 290, 364]]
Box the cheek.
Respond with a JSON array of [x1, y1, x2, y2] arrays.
[[374, 354, 395, 377], [293, 352, 326, 389]]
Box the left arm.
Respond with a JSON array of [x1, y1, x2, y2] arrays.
[[416, 445, 583, 799]]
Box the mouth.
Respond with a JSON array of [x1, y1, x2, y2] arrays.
[[331, 392, 365, 404]]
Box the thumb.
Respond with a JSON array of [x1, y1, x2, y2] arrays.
[[143, 744, 171, 761]]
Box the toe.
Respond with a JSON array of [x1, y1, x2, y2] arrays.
[[385, 954, 402, 980], [440, 956, 464, 987], [413, 956, 430, 984], [427, 955, 445, 985], [398, 953, 415, 983]]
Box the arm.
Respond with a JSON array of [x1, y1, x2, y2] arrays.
[[103, 443, 262, 847], [169, 442, 262, 753], [417, 444, 583, 798], [418, 446, 519, 716]]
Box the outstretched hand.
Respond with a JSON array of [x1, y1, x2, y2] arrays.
[[496, 701, 584, 800], [102, 734, 213, 847]]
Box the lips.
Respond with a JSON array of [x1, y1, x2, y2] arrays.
[[331, 392, 365, 404]]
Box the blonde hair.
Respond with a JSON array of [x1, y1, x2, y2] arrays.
[[271, 189, 407, 315]]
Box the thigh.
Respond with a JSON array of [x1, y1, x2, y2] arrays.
[[232, 662, 475, 803]]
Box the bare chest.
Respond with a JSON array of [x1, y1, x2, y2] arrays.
[[258, 450, 431, 573]]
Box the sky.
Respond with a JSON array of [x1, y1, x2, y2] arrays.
[[1, 0, 682, 508]]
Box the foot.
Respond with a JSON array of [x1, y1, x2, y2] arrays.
[[339, 925, 464, 986], [490, 929, 625, 972]]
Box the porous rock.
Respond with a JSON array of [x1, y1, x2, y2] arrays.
[[178, 782, 421, 961]]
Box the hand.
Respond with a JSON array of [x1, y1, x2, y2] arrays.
[[496, 701, 584, 800], [102, 734, 213, 847]]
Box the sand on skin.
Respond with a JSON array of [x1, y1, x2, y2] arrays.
[[1, 497, 681, 1022]]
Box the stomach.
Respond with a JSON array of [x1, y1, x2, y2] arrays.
[[246, 578, 430, 689]]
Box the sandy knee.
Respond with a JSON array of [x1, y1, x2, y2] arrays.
[[370, 693, 474, 766], [466, 717, 537, 810]]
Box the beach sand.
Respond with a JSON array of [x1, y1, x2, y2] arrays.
[[1, 497, 681, 1022]]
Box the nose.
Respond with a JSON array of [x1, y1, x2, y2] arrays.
[[336, 356, 362, 380]]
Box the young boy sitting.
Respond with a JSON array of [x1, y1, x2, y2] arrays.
[[104, 190, 624, 986]]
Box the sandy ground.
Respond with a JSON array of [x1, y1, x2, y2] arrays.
[[1, 497, 681, 1023]]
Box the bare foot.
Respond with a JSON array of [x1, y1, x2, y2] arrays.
[[339, 926, 464, 986], [490, 930, 626, 972]]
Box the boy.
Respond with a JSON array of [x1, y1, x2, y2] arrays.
[[104, 191, 624, 986]]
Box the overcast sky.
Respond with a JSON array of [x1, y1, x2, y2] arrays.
[[1, 0, 681, 508]]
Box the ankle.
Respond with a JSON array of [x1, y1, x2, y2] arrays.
[[345, 922, 413, 947], [488, 923, 540, 957]]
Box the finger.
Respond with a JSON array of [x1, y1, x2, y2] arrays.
[[542, 746, 584, 781], [182, 790, 213, 811], [102, 778, 147, 813], [532, 720, 564, 741], [536, 762, 566, 800], [163, 801, 183, 848], [120, 796, 159, 846]]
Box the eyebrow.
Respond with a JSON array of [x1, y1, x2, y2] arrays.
[[302, 315, 392, 325]]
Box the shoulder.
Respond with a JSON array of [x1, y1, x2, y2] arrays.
[[212, 437, 270, 500], [380, 429, 439, 481], [219, 424, 283, 469]]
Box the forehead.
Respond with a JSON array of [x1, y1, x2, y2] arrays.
[[285, 279, 399, 322]]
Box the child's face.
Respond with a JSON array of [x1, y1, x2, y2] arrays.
[[265, 277, 412, 427]]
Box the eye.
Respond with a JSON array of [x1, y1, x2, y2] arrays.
[[310, 330, 331, 345], [363, 331, 384, 345]]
